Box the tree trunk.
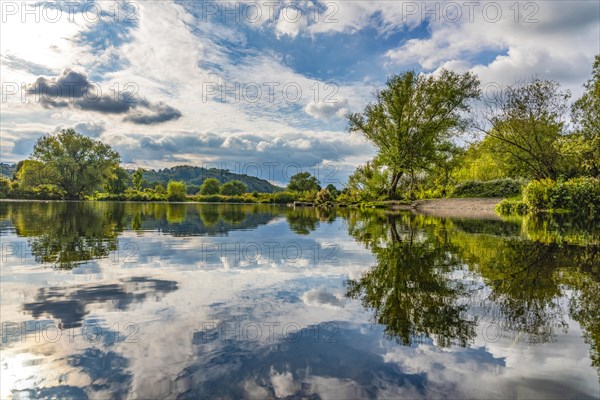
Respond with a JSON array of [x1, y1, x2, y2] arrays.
[[388, 171, 403, 198]]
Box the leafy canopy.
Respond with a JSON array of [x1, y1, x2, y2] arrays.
[[31, 129, 120, 199], [287, 172, 320, 192]]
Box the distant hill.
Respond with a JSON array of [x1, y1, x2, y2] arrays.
[[141, 165, 283, 194], [1, 162, 283, 194], [0, 163, 15, 179]]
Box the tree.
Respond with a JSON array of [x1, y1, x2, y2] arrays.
[[30, 129, 120, 199], [348, 70, 480, 197], [325, 184, 339, 198], [132, 168, 145, 191], [479, 78, 571, 180], [344, 156, 397, 201], [15, 160, 46, 187], [200, 178, 221, 195], [104, 167, 129, 194], [167, 180, 187, 202], [569, 55, 600, 177], [219, 180, 247, 196], [287, 172, 320, 192]]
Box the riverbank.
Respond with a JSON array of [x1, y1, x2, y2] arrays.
[[410, 198, 503, 219]]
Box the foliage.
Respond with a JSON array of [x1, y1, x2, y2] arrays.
[[105, 167, 130, 194], [219, 180, 247, 196], [142, 165, 281, 193], [348, 70, 480, 197], [287, 172, 320, 192], [15, 160, 46, 188], [480, 78, 570, 180], [167, 180, 188, 202], [570, 55, 600, 177], [496, 199, 529, 215], [199, 178, 221, 195], [452, 178, 523, 198], [452, 137, 510, 182], [523, 177, 600, 214], [315, 188, 333, 205], [30, 129, 120, 199], [132, 168, 145, 191], [325, 184, 339, 198]]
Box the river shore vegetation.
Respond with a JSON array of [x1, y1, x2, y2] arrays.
[[1, 56, 598, 216]]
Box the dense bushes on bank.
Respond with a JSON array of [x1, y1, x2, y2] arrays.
[[452, 179, 523, 198], [497, 177, 600, 216], [523, 177, 600, 214]]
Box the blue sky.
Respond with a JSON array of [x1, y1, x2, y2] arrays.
[[1, 0, 599, 184]]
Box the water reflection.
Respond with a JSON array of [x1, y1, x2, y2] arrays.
[[346, 209, 599, 372], [0, 201, 598, 398]]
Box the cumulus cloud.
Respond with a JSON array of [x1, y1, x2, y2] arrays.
[[304, 99, 349, 119], [275, 5, 308, 39], [26, 69, 182, 124], [302, 287, 345, 309]]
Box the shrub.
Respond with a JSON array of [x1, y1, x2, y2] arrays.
[[453, 179, 523, 198], [271, 192, 297, 204], [496, 199, 529, 215], [315, 188, 333, 205], [167, 180, 188, 202], [220, 180, 247, 196], [523, 177, 600, 214], [200, 178, 221, 195]]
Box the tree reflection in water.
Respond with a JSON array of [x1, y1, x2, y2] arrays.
[[345, 209, 599, 372]]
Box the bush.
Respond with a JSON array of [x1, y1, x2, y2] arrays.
[[200, 178, 221, 195], [523, 177, 600, 214], [315, 188, 333, 205], [167, 180, 188, 202], [496, 199, 529, 215], [220, 180, 247, 196], [271, 192, 297, 204], [453, 179, 523, 198]]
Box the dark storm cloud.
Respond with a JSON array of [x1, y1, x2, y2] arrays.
[[26, 69, 182, 124], [123, 101, 182, 125]]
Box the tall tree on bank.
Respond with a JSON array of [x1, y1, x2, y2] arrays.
[[570, 55, 600, 177], [479, 78, 571, 180], [348, 70, 480, 197], [31, 129, 120, 199]]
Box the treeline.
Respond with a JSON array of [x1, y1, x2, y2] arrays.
[[0, 130, 340, 204], [342, 55, 600, 215]]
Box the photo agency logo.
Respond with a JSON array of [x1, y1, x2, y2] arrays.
[[1, 74, 141, 106], [1, 321, 140, 344], [201, 79, 340, 105], [0, 240, 139, 266], [1, 1, 139, 24], [199, 241, 340, 264], [196, 161, 341, 185], [193, 1, 539, 25], [195, 321, 339, 343]]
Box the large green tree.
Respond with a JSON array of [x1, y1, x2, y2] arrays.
[[200, 178, 221, 195], [480, 78, 571, 180], [569, 55, 600, 177], [219, 180, 247, 196], [287, 172, 320, 192], [348, 70, 480, 197], [31, 129, 120, 199]]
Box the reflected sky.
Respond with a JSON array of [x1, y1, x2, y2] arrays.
[[1, 202, 598, 399]]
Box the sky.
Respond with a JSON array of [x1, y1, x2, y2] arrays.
[[1, 0, 599, 185]]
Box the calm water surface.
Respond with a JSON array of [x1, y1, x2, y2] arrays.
[[0, 201, 598, 399]]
